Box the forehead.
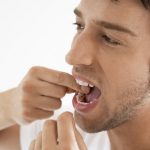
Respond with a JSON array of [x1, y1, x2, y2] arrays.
[[78, 0, 146, 19], [79, 0, 144, 11], [77, 0, 150, 34]]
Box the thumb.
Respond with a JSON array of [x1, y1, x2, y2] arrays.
[[57, 112, 87, 150]]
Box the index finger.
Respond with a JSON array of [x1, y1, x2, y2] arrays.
[[57, 112, 79, 149], [31, 67, 82, 92]]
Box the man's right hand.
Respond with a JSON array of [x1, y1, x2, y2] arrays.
[[9, 66, 82, 125]]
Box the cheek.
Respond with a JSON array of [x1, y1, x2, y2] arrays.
[[102, 54, 149, 88], [102, 58, 150, 105]]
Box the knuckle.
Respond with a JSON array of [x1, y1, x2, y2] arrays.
[[58, 112, 72, 121], [55, 100, 62, 109], [28, 66, 41, 76], [43, 120, 56, 129], [21, 109, 35, 123], [21, 81, 34, 92], [22, 108, 32, 118], [57, 72, 66, 84], [46, 111, 54, 118], [22, 109, 28, 118]]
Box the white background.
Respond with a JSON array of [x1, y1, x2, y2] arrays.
[[0, 2, 110, 150], [0, 0, 79, 91]]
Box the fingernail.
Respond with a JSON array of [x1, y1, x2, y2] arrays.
[[81, 86, 90, 94]]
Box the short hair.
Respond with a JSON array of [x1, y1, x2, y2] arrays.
[[141, 0, 150, 9]]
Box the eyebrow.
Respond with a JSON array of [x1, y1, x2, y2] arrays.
[[74, 8, 137, 37], [95, 21, 136, 36], [74, 8, 83, 18]]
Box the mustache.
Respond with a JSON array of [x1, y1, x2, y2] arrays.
[[72, 65, 96, 78], [73, 65, 95, 72]]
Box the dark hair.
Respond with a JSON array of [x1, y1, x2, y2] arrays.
[[141, 0, 150, 9]]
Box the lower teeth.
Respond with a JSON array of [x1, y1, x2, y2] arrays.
[[76, 86, 93, 103]]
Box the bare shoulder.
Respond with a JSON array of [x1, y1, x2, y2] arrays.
[[0, 125, 21, 150]]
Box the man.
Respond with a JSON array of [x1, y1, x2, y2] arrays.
[[29, 0, 150, 150]]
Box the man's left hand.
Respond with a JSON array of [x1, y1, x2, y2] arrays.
[[29, 112, 87, 150]]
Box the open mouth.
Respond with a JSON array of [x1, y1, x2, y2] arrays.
[[76, 79, 101, 104]]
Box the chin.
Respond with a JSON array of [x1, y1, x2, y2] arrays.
[[74, 111, 105, 133], [76, 120, 104, 133], [74, 110, 125, 133]]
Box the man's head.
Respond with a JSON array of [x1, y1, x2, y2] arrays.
[[66, 0, 150, 133]]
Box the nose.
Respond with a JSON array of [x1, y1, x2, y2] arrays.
[[65, 32, 96, 66]]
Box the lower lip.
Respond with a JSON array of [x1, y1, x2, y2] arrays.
[[72, 93, 100, 113]]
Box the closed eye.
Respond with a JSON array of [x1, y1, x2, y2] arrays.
[[73, 22, 122, 46], [102, 34, 121, 46]]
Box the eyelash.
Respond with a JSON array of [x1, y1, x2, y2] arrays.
[[101, 34, 121, 46], [73, 22, 84, 30], [73, 22, 121, 46]]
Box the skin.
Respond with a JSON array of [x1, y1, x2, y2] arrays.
[[0, 66, 83, 150], [29, 112, 87, 150], [68, 0, 150, 149], [0, 66, 82, 129], [1, 0, 150, 149], [31, 0, 150, 150], [68, 0, 150, 132]]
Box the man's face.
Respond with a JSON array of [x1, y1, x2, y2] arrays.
[[66, 0, 150, 133]]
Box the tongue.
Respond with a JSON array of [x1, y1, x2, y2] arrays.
[[85, 87, 101, 103]]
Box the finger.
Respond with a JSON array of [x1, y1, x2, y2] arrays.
[[57, 112, 78, 147], [64, 114, 87, 149], [74, 128, 87, 150], [31, 67, 82, 92], [36, 81, 67, 98], [34, 132, 42, 150], [29, 140, 35, 150], [30, 96, 62, 111], [42, 120, 57, 149], [24, 108, 54, 121], [66, 88, 76, 94]]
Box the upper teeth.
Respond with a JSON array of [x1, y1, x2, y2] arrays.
[[76, 79, 94, 87]]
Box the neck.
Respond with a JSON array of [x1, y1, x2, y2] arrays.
[[107, 104, 150, 150]]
